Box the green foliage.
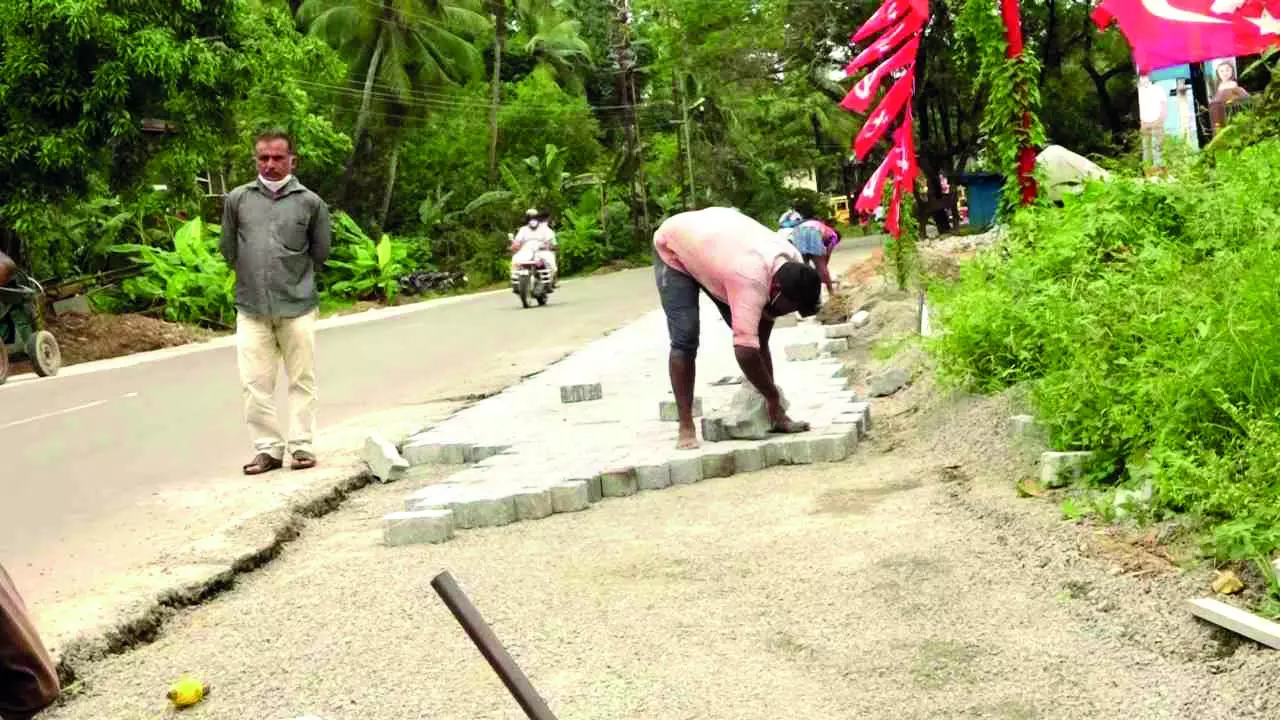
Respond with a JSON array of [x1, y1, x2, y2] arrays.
[[111, 218, 236, 327], [932, 139, 1280, 563], [323, 213, 413, 303], [882, 189, 918, 291], [954, 0, 1047, 216], [555, 190, 606, 274]]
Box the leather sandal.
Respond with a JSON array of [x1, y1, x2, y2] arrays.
[[290, 450, 317, 471], [243, 453, 284, 476]]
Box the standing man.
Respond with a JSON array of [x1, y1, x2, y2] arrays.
[[654, 207, 822, 449], [1, 563, 60, 720], [221, 129, 331, 476]]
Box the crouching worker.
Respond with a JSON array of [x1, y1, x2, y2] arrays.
[[1, 563, 60, 720], [653, 207, 822, 449]]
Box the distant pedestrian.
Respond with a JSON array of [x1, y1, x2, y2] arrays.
[[220, 129, 332, 475], [1, 563, 60, 720], [788, 217, 841, 295]]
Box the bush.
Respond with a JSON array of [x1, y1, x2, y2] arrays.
[[930, 139, 1280, 565], [322, 213, 414, 304], [110, 217, 236, 327]]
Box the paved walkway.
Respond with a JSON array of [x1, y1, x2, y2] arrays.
[[386, 300, 868, 542]]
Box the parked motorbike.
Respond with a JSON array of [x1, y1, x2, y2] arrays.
[[399, 270, 467, 296], [509, 238, 554, 308]]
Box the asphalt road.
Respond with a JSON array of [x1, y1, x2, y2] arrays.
[[0, 268, 657, 602], [0, 238, 874, 638]]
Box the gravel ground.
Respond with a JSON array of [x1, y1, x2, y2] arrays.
[[41, 294, 1280, 720]]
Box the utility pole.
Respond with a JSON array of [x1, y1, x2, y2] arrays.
[[681, 95, 703, 210]]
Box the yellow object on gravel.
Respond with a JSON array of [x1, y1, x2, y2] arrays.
[[167, 676, 209, 708]]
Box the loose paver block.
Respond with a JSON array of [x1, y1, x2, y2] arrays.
[[733, 445, 766, 473], [600, 468, 639, 498], [513, 489, 554, 521], [560, 383, 603, 403], [452, 491, 517, 529], [785, 342, 820, 361], [1187, 598, 1280, 649], [401, 439, 469, 466], [1039, 451, 1094, 488], [824, 323, 857, 339], [868, 367, 910, 397], [383, 509, 455, 546], [820, 338, 849, 356], [636, 464, 672, 491], [850, 401, 872, 434], [811, 435, 851, 463], [550, 481, 591, 513], [851, 310, 871, 328], [701, 417, 731, 442], [660, 398, 702, 421], [364, 435, 410, 483], [669, 456, 704, 485], [701, 451, 735, 479]]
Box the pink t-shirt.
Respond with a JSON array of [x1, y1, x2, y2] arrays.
[[654, 207, 801, 349]]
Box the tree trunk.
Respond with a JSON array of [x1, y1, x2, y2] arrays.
[[378, 143, 400, 232], [340, 28, 387, 205], [487, 0, 506, 186]]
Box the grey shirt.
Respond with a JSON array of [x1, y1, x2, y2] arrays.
[[220, 177, 332, 319]]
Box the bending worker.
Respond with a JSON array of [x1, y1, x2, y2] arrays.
[[653, 207, 822, 449]]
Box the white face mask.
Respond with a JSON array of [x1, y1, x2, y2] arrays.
[[259, 174, 293, 193], [527, 219, 539, 228]]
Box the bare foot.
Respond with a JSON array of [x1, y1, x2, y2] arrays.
[[770, 418, 811, 434], [676, 427, 700, 449]]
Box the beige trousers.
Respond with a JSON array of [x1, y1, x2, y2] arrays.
[[236, 310, 318, 459]]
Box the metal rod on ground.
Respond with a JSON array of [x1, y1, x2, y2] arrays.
[[430, 571, 560, 720]]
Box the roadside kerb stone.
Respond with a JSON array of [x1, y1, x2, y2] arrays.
[[779, 436, 814, 464], [400, 439, 469, 466], [820, 338, 849, 356], [363, 435, 410, 483], [785, 342, 819, 361], [811, 434, 850, 463], [636, 464, 672, 491], [464, 444, 510, 463], [733, 445, 766, 473], [660, 398, 702, 421], [560, 383, 603, 403], [451, 490, 518, 529], [383, 509, 455, 546], [513, 488, 554, 521], [701, 451, 735, 479], [1040, 451, 1095, 489], [550, 481, 592, 513], [600, 467, 639, 498], [824, 323, 857, 339], [669, 455, 704, 485]]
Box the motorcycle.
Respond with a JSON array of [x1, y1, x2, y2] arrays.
[[509, 237, 555, 308]]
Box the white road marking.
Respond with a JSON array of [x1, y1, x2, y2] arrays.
[[0, 392, 138, 431]]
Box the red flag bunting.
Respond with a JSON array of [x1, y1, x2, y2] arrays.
[[845, 11, 927, 76], [853, 70, 913, 160], [840, 36, 920, 114], [840, 0, 930, 240]]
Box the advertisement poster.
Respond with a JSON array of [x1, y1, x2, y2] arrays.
[[1204, 57, 1249, 133]]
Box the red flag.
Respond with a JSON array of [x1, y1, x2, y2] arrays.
[[845, 11, 928, 75], [1092, 0, 1280, 72], [853, 70, 914, 159], [840, 36, 920, 114], [891, 110, 919, 186], [852, 0, 911, 43], [855, 148, 900, 213], [885, 179, 905, 237]]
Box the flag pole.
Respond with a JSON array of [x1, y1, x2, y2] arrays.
[[999, 0, 1038, 206]]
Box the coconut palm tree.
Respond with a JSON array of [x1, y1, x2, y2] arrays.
[[486, 0, 591, 184], [299, 0, 489, 222]]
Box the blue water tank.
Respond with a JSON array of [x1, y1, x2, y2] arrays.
[[956, 172, 1005, 229]]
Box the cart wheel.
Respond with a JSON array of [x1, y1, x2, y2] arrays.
[[29, 330, 61, 377], [0, 343, 8, 385]]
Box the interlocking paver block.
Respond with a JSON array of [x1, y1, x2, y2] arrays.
[[452, 491, 517, 529], [701, 451, 735, 479], [636, 464, 672, 491], [785, 342, 820, 361], [383, 510, 455, 546], [733, 446, 766, 473], [659, 398, 702, 422], [550, 481, 591, 513], [514, 489, 554, 521], [669, 456, 703, 485], [600, 468, 639, 498], [364, 435, 410, 483], [560, 383, 603, 403]]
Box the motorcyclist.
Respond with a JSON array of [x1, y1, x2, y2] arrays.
[[510, 208, 559, 287]]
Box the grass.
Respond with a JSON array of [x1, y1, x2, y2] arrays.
[[929, 137, 1280, 610]]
